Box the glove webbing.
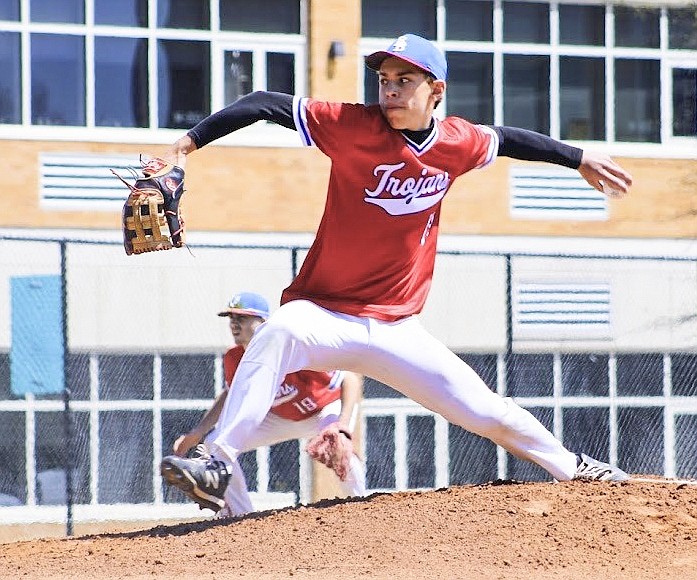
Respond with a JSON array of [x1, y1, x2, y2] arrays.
[[125, 191, 170, 252], [114, 170, 174, 253]]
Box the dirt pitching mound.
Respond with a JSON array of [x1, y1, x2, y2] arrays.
[[2, 479, 696, 579]]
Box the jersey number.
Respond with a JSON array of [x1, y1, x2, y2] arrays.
[[292, 397, 318, 415]]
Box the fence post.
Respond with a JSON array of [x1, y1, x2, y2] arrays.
[[60, 241, 74, 536], [505, 254, 513, 362], [291, 247, 299, 278]]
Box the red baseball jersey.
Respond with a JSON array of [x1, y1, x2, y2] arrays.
[[283, 98, 498, 321], [223, 345, 343, 421]]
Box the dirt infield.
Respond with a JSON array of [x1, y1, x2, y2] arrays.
[[2, 479, 696, 579]]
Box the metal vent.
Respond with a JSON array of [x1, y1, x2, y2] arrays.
[[510, 165, 608, 220], [514, 282, 611, 339], [40, 153, 139, 211]]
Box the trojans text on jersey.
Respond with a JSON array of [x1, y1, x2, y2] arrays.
[[363, 162, 451, 216]]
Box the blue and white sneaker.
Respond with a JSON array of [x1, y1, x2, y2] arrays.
[[573, 453, 629, 481], [160, 455, 231, 512]]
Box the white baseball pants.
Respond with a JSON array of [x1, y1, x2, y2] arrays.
[[210, 299, 578, 484]]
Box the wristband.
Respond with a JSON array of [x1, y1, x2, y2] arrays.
[[338, 428, 352, 440]]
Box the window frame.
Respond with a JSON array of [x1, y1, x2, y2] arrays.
[[359, 0, 697, 159], [664, 56, 697, 144], [0, 0, 308, 148], [210, 34, 307, 147]]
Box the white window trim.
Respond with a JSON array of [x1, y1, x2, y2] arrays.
[[359, 0, 697, 159], [0, 2, 308, 148]]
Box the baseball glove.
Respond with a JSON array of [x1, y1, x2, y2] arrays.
[[113, 156, 186, 255], [305, 424, 353, 481]]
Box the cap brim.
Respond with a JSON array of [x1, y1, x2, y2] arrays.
[[365, 50, 433, 77], [365, 50, 391, 71], [217, 308, 267, 319]]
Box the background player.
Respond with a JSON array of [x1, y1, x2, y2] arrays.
[[160, 34, 633, 511], [167, 291, 366, 517]]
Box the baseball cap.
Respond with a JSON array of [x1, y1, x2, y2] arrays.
[[365, 34, 447, 81], [217, 292, 270, 320]]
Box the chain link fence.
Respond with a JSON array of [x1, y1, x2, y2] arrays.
[[1, 236, 696, 537]]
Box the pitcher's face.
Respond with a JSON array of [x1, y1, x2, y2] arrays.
[[377, 57, 445, 131]]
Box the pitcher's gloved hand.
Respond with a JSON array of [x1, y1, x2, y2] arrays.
[[113, 156, 186, 255]]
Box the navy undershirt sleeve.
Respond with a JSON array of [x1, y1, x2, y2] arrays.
[[186, 95, 583, 171], [493, 126, 583, 169], [187, 91, 295, 149]]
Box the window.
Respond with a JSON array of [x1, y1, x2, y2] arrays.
[[561, 354, 609, 396], [157, 0, 209, 29], [559, 4, 604, 46], [0, 1, 19, 20], [670, 354, 697, 396], [158, 40, 210, 129], [617, 407, 664, 475], [560, 57, 605, 141], [95, 37, 148, 128], [673, 68, 697, 138], [562, 407, 610, 460], [99, 411, 153, 503], [445, 0, 492, 41], [361, 1, 696, 149], [219, 39, 303, 111], [675, 415, 697, 478], [0, 0, 305, 143], [0, 32, 20, 124], [268, 440, 299, 493], [31, 0, 83, 23], [0, 411, 25, 504], [31, 34, 85, 126], [615, 59, 660, 143], [503, 1, 549, 44], [615, 6, 660, 49], [267, 52, 296, 94], [365, 416, 395, 488], [36, 412, 91, 505], [99, 354, 153, 400], [616, 353, 663, 396], [226, 51, 254, 104], [503, 54, 549, 134], [161, 354, 216, 399], [407, 416, 435, 488], [94, 0, 147, 26], [506, 353, 554, 397], [446, 52, 493, 124], [67, 353, 91, 401], [361, 0, 436, 39], [669, 7, 697, 50], [221, 0, 300, 33], [223, 49, 296, 105]]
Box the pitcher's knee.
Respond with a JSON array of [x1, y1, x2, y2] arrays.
[[460, 397, 524, 441], [243, 312, 310, 372]]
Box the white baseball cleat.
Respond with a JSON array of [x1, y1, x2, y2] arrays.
[[573, 453, 629, 482]]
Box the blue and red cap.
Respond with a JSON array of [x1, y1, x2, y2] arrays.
[[217, 292, 270, 320], [365, 34, 447, 81]]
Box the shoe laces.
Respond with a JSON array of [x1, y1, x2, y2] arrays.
[[575, 454, 616, 480], [191, 443, 212, 461]]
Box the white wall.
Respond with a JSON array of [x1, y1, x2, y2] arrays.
[[1, 236, 696, 353]]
